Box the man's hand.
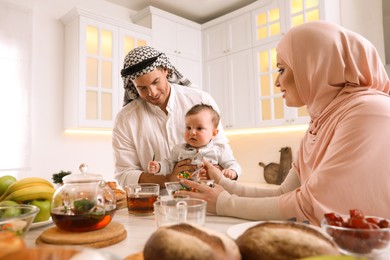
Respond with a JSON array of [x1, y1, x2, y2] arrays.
[[166, 159, 197, 182]]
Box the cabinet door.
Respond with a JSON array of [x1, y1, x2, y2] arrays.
[[204, 57, 230, 128], [253, 43, 309, 127], [225, 13, 252, 55], [176, 23, 201, 61], [252, 0, 286, 46], [203, 13, 252, 62], [203, 23, 226, 61], [227, 49, 255, 129], [204, 50, 255, 129], [173, 55, 202, 88], [118, 28, 151, 107], [80, 17, 119, 128], [152, 15, 177, 56]]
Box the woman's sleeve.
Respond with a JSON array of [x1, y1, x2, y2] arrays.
[[214, 169, 300, 220], [218, 168, 300, 198], [216, 192, 283, 220]]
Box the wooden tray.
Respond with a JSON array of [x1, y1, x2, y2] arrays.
[[36, 222, 126, 248]]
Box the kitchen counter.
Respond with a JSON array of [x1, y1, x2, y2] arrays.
[[24, 208, 248, 259]]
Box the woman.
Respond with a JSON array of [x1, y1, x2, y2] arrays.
[[176, 21, 390, 226]]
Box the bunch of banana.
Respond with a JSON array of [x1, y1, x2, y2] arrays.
[[0, 177, 55, 203]]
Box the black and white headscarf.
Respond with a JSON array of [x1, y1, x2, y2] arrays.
[[121, 46, 192, 106]]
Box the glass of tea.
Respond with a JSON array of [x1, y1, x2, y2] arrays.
[[125, 183, 160, 216]]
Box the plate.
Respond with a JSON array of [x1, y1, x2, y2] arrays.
[[227, 221, 263, 239], [30, 217, 53, 229]]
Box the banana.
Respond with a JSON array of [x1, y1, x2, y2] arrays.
[[0, 177, 54, 201], [1, 185, 55, 203]]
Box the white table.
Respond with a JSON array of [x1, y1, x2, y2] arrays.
[[24, 208, 248, 259]]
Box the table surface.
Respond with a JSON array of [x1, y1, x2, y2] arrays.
[[24, 208, 249, 259]]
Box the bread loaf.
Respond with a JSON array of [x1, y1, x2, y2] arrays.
[[236, 222, 340, 260], [143, 223, 240, 260]]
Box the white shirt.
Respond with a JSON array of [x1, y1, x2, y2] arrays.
[[112, 84, 237, 188], [157, 141, 241, 175]]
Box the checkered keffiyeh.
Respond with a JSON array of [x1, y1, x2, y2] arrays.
[[121, 46, 192, 106]]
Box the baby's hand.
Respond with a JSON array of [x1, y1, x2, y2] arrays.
[[148, 161, 160, 174], [222, 169, 237, 180]]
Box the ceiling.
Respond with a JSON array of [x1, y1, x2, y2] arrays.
[[105, 0, 258, 24]]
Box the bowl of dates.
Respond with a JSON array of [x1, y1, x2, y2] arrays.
[[321, 209, 390, 258]]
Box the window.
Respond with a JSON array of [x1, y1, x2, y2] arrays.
[[0, 2, 32, 177]]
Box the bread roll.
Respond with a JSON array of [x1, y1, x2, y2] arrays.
[[106, 181, 127, 209], [236, 222, 339, 260], [143, 223, 240, 260], [0, 231, 25, 259]]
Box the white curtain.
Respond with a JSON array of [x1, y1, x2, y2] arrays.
[[0, 1, 32, 177]]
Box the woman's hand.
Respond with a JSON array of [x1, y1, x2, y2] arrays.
[[203, 160, 223, 183], [175, 179, 225, 214]]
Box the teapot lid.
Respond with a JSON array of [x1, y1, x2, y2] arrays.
[[62, 163, 103, 183]]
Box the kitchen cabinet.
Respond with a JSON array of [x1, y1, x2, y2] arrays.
[[204, 49, 255, 129], [131, 7, 202, 88], [203, 13, 252, 61], [61, 8, 151, 130], [252, 0, 339, 127], [202, 0, 339, 129]]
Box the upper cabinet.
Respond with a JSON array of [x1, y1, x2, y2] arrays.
[[61, 8, 151, 130], [131, 7, 202, 88], [252, 0, 339, 127], [202, 0, 340, 129], [202, 11, 255, 129], [203, 13, 252, 61]]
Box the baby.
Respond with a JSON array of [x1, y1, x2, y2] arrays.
[[148, 103, 241, 180]]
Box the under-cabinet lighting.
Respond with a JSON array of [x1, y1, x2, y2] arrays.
[[225, 124, 308, 136], [64, 124, 308, 136], [64, 129, 112, 135]]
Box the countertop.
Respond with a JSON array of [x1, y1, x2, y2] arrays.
[[24, 208, 248, 259]]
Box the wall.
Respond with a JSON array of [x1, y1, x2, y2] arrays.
[[2, 0, 386, 184], [7, 0, 135, 181], [339, 0, 385, 62]]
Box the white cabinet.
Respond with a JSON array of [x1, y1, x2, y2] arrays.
[[202, 0, 339, 129], [203, 13, 252, 61], [204, 49, 255, 129], [131, 7, 202, 88], [251, 0, 339, 127], [61, 8, 151, 130], [202, 11, 254, 129]]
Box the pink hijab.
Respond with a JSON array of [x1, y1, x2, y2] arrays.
[[276, 21, 390, 225]]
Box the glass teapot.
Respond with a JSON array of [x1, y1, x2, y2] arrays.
[[51, 164, 116, 232]]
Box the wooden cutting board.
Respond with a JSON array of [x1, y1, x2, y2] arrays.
[[36, 222, 127, 248]]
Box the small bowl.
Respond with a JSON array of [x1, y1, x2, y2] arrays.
[[321, 216, 390, 258], [0, 204, 40, 237], [154, 198, 207, 227], [164, 182, 184, 195]]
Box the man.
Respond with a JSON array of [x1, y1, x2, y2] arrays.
[[112, 46, 240, 188]]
